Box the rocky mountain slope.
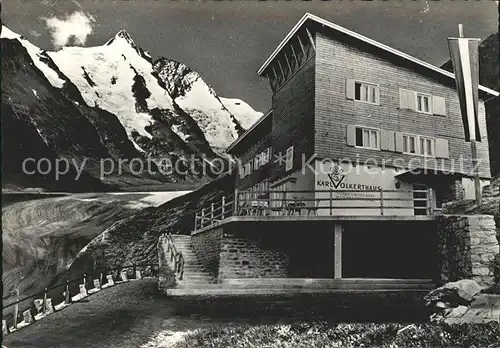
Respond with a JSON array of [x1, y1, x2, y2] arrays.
[[1, 26, 262, 191]]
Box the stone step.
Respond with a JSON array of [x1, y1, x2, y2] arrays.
[[180, 277, 213, 281], [168, 282, 434, 290], [166, 287, 431, 296]]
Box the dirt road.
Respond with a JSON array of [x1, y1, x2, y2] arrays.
[[2, 192, 188, 310]]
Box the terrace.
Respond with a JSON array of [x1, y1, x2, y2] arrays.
[[193, 188, 440, 233]]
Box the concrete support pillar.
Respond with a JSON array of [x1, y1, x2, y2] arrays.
[[334, 223, 343, 279]]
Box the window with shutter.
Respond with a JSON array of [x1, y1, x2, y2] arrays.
[[416, 93, 433, 114], [351, 81, 379, 104], [432, 96, 447, 116], [435, 138, 450, 159], [400, 89, 416, 110], [395, 132, 404, 153], [346, 125, 356, 146], [346, 79, 355, 100], [285, 146, 294, 171], [354, 126, 380, 149]]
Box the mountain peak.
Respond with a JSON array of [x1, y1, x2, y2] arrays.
[[105, 29, 136, 46], [115, 29, 134, 42]]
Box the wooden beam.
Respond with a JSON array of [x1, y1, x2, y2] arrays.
[[297, 34, 306, 56], [271, 65, 279, 81], [306, 27, 316, 52], [284, 51, 293, 75], [277, 59, 286, 81], [290, 43, 300, 67], [266, 72, 277, 93], [334, 223, 342, 279]]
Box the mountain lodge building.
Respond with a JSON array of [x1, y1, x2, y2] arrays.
[[161, 14, 499, 294]]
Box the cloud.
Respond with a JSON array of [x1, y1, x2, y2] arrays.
[[41, 11, 95, 48]]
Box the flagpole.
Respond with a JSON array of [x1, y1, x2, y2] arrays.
[[458, 24, 482, 205]]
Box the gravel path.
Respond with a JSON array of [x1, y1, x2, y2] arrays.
[[3, 278, 429, 348]]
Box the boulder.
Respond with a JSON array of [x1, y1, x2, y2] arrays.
[[444, 294, 500, 325], [425, 279, 483, 308]]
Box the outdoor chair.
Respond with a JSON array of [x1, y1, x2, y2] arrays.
[[306, 199, 320, 215]]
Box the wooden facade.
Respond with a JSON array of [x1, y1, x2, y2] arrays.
[[228, 13, 498, 204]]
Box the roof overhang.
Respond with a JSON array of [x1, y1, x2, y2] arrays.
[[257, 13, 499, 98], [226, 109, 272, 153], [395, 167, 473, 184]]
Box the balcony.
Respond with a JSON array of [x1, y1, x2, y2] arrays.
[[193, 189, 440, 233]]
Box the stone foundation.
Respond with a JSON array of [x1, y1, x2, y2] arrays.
[[218, 232, 290, 280], [436, 215, 499, 287], [191, 227, 223, 279]]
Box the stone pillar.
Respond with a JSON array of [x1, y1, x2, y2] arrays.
[[436, 215, 499, 287], [106, 274, 115, 286]]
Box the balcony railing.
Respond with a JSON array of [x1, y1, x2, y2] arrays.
[[193, 189, 438, 231]]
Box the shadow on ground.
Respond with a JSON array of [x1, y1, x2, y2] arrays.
[[3, 279, 429, 348]]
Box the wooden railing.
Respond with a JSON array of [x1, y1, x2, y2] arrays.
[[193, 189, 439, 231], [194, 194, 235, 230], [3, 263, 158, 334], [163, 233, 184, 280]]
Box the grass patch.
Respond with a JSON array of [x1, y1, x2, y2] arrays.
[[173, 322, 500, 348]]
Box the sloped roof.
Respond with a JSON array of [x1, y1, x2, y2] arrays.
[[257, 13, 498, 97]]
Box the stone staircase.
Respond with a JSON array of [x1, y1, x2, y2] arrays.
[[169, 235, 214, 289]]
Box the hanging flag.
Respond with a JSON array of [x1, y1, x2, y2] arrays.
[[447, 37, 481, 142]]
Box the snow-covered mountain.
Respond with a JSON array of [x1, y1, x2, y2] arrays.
[[1, 26, 262, 191]]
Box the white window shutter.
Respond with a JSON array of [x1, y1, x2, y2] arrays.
[[395, 132, 404, 153], [435, 138, 450, 159], [380, 129, 389, 150], [400, 89, 416, 110], [285, 146, 294, 171], [346, 79, 355, 100], [387, 131, 396, 151], [432, 96, 447, 116], [346, 125, 356, 146]]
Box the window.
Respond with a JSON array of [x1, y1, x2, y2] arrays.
[[243, 162, 252, 177], [403, 134, 417, 154], [416, 93, 432, 114], [355, 127, 379, 149], [285, 146, 294, 171], [261, 148, 271, 165], [254, 154, 261, 170], [403, 134, 435, 157], [419, 137, 435, 157], [355, 81, 378, 104]]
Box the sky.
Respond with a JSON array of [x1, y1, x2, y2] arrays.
[[3, 0, 498, 112]]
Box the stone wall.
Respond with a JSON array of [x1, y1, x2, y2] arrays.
[[191, 227, 223, 279], [157, 236, 176, 293], [436, 215, 499, 287], [218, 231, 290, 280]]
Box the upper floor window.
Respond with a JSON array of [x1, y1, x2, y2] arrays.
[[355, 127, 380, 149], [346, 79, 379, 105], [416, 93, 432, 114], [400, 89, 446, 116], [403, 134, 435, 157], [355, 82, 379, 104], [261, 148, 271, 165], [419, 136, 435, 157], [403, 134, 417, 154]]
